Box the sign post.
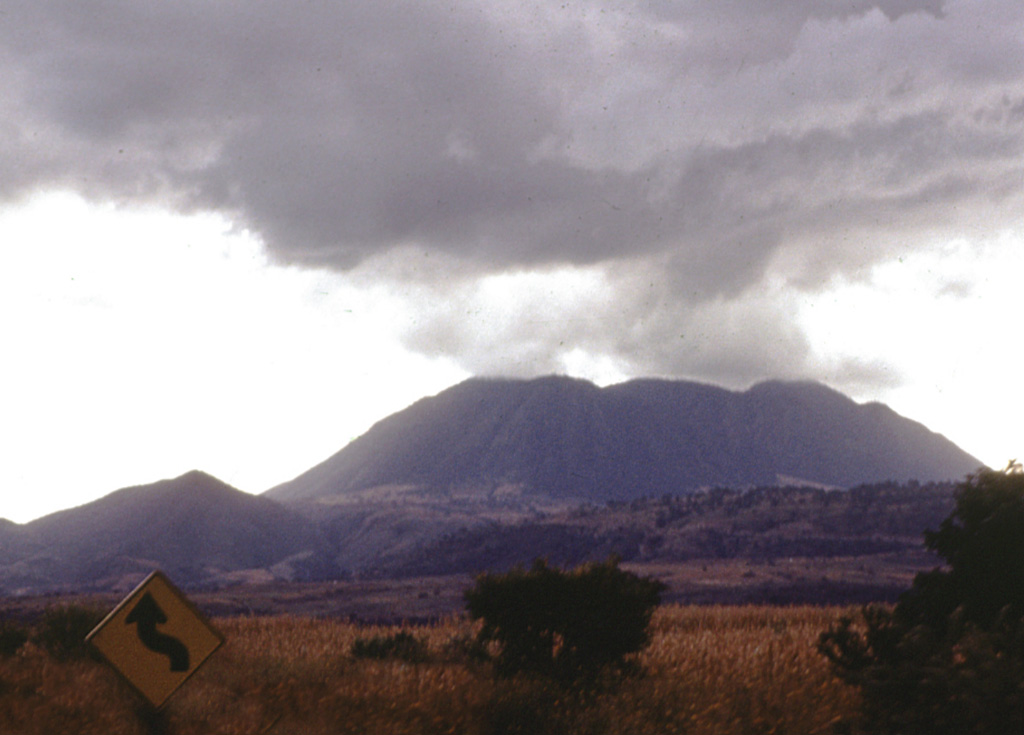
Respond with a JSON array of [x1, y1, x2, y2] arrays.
[[87, 570, 224, 711]]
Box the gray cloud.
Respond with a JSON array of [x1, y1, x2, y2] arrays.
[[3, 0, 1023, 390]]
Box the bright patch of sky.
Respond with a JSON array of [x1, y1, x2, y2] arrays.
[[798, 231, 1024, 470], [0, 192, 467, 522], [2, 191, 1016, 523]]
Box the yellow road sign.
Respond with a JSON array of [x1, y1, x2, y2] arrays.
[[87, 570, 224, 709]]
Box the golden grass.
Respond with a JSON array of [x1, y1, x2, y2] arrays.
[[0, 606, 859, 734]]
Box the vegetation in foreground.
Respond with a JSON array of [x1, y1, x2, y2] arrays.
[[0, 604, 856, 735], [10, 468, 1021, 733], [819, 465, 1024, 733], [465, 557, 665, 683]]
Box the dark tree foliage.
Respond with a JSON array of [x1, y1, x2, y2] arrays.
[[818, 465, 1024, 734], [464, 557, 665, 684], [33, 604, 106, 662], [0, 618, 28, 658]]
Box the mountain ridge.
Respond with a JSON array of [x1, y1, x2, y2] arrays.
[[266, 375, 981, 504], [0, 375, 985, 596]]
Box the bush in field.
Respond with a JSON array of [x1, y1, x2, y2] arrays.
[[465, 556, 665, 684], [0, 619, 28, 658], [351, 630, 429, 663], [818, 465, 1024, 734], [33, 603, 106, 662], [482, 678, 566, 735]]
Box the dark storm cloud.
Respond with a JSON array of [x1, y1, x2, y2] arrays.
[[3, 0, 1023, 386]]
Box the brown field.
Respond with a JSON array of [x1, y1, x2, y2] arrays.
[[0, 605, 860, 735]]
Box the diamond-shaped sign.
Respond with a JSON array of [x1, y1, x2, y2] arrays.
[[87, 570, 223, 709]]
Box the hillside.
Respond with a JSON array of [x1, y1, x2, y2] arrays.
[[265, 375, 981, 504], [0, 477, 961, 607], [0, 471, 332, 594], [379, 481, 956, 580], [0, 519, 28, 564]]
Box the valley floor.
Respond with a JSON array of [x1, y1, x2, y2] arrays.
[[0, 551, 931, 626]]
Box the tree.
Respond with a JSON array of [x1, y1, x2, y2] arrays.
[[818, 465, 1024, 733], [464, 557, 665, 684]]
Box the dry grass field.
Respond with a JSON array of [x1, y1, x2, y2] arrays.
[[0, 605, 859, 735]]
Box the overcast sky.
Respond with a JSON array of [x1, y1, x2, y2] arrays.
[[2, 0, 1022, 522]]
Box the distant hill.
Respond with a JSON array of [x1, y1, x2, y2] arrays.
[[0, 471, 967, 604], [0, 519, 28, 564], [0, 376, 985, 598], [0, 471, 333, 594], [265, 375, 982, 505], [380, 481, 958, 582]]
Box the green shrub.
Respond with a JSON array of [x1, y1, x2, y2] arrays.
[[465, 556, 665, 684], [0, 619, 28, 658], [350, 630, 429, 663], [33, 603, 106, 662], [819, 466, 1024, 733]]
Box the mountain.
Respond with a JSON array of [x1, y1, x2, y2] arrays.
[[0, 471, 332, 594], [0, 519, 28, 564], [0, 377, 984, 598], [265, 375, 982, 505], [1, 473, 965, 606]]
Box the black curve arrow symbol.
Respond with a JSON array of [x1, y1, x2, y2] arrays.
[[125, 592, 190, 672]]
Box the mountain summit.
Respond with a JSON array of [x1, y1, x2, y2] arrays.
[[265, 376, 982, 504]]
